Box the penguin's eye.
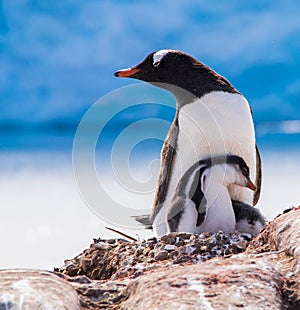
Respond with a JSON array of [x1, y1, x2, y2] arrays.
[[242, 166, 248, 177], [247, 219, 254, 225], [153, 61, 160, 67]]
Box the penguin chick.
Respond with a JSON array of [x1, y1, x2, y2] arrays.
[[167, 155, 256, 234], [232, 200, 266, 236]]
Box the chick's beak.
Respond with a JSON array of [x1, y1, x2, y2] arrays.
[[114, 67, 141, 78], [247, 179, 256, 191]]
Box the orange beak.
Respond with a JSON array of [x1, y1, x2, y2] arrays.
[[247, 179, 256, 191], [114, 67, 141, 78]]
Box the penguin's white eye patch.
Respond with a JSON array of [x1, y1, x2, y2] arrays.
[[153, 49, 171, 67]]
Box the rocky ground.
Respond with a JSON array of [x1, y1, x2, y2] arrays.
[[0, 207, 299, 309], [56, 230, 253, 281]]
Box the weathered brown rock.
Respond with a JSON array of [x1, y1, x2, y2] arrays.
[[122, 255, 284, 309], [0, 269, 80, 309], [247, 206, 300, 307], [56, 231, 252, 281]]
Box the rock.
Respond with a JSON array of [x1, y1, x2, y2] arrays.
[[164, 244, 176, 251], [56, 231, 252, 281], [57, 274, 130, 309], [122, 255, 284, 309], [247, 206, 300, 307], [0, 269, 80, 309], [154, 250, 169, 261]]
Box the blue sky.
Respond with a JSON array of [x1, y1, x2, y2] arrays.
[[0, 0, 299, 126]]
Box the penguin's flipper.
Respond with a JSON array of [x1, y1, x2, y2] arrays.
[[151, 115, 179, 220], [253, 144, 262, 206], [167, 196, 186, 232], [131, 214, 152, 230]]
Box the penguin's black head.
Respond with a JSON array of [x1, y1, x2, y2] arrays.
[[114, 49, 238, 97], [226, 155, 256, 191], [247, 215, 258, 226], [114, 50, 195, 83]]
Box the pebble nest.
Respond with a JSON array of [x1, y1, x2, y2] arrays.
[[56, 231, 254, 281]]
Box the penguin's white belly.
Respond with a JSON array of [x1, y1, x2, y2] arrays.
[[153, 92, 256, 237], [197, 202, 236, 234], [177, 195, 236, 234], [177, 199, 199, 233], [169, 92, 256, 203]]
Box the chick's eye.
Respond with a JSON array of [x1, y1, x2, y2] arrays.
[[247, 219, 254, 225], [242, 167, 248, 176]]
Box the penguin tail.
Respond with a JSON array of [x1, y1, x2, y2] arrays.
[[131, 214, 153, 230]]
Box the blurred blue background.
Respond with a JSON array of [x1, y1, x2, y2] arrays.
[[1, 0, 300, 149], [0, 0, 299, 269]]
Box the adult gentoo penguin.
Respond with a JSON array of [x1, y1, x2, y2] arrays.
[[115, 49, 262, 238], [167, 155, 256, 234]]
